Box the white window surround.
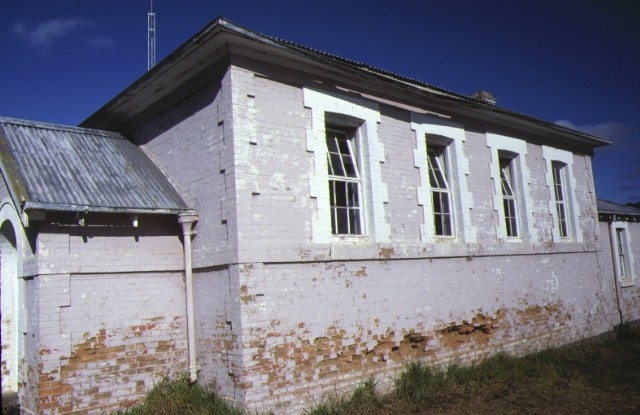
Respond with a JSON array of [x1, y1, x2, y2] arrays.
[[486, 134, 537, 242], [411, 113, 475, 243], [610, 221, 636, 287], [303, 87, 389, 244], [428, 144, 454, 236], [542, 146, 582, 242]]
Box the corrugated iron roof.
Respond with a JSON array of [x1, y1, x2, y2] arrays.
[[0, 117, 190, 214], [597, 199, 640, 220]]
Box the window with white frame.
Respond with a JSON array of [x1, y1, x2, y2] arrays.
[[427, 143, 454, 236], [551, 161, 570, 238], [412, 114, 474, 244], [487, 134, 535, 242], [499, 152, 519, 238], [326, 127, 363, 235], [616, 228, 631, 280], [303, 87, 389, 244], [542, 146, 581, 242]]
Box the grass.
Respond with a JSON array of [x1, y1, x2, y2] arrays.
[[112, 377, 244, 415], [108, 323, 639, 414], [311, 323, 640, 415]]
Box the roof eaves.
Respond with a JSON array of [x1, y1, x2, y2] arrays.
[[217, 19, 610, 148], [83, 17, 611, 149], [23, 201, 190, 215]]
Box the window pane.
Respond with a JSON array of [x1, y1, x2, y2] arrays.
[[337, 136, 351, 154], [499, 156, 519, 238], [333, 180, 347, 207], [336, 208, 349, 234], [347, 182, 359, 207], [432, 190, 442, 213], [433, 191, 452, 236], [343, 154, 357, 178], [330, 207, 337, 234], [349, 207, 361, 234], [326, 127, 363, 236], [427, 150, 448, 189], [552, 162, 569, 238], [616, 229, 627, 278], [329, 153, 344, 176], [326, 133, 339, 152]]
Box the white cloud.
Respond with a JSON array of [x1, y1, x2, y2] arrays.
[[12, 17, 92, 49], [554, 120, 628, 143]]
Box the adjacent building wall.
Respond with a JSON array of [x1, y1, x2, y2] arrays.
[[599, 220, 640, 323]]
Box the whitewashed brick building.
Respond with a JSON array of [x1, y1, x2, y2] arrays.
[[1, 17, 637, 414]]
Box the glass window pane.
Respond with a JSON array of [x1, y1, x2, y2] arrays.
[[326, 127, 363, 236], [343, 156, 357, 178], [336, 208, 349, 234], [349, 207, 361, 235], [347, 182, 359, 207], [326, 134, 339, 152], [329, 153, 344, 176], [432, 191, 442, 213], [334, 181, 347, 207]]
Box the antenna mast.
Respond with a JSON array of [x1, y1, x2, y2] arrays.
[[147, 0, 156, 71]]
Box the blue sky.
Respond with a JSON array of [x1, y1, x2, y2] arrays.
[[1, 0, 638, 204]]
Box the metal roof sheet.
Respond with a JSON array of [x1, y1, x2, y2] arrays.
[[0, 117, 190, 214], [597, 199, 640, 218]]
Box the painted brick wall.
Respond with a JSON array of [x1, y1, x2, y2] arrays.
[[21, 275, 40, 415], [34, 217, 183, 276], [31, 272, 188, 414], [193, 266, 246, 403], [123, 68, 252, 407], [24, 214, 189, 414], [228, 59, 602, 265], [238, 254, 619, 413], [222, 59, 617, 414], [130, 73, 237, 269]]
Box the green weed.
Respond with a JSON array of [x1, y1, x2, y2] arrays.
[[113, 377, 244, 415]]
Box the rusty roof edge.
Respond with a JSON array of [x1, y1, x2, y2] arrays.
[[23, 201, 191, 215]]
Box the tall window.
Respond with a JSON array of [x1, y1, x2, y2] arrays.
[[427, 145, 453, 236], [551, 162, 569, 238], [616, 228, 630, 280], [499, 154, 519, 237], [326, 128, 362, 235]]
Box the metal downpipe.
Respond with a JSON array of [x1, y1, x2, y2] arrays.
[[179, 211, 199, 383]]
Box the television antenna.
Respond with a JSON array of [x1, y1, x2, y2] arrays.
[[148, 0, 156, 70]]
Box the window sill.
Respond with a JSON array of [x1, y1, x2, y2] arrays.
[[503, 237, 523, 243], [332, 235, 370, 244], [620, 278, 635, 288], [434, 236, 458, 244]]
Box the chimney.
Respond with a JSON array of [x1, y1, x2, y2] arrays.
[[471, 90, 496, 105]]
